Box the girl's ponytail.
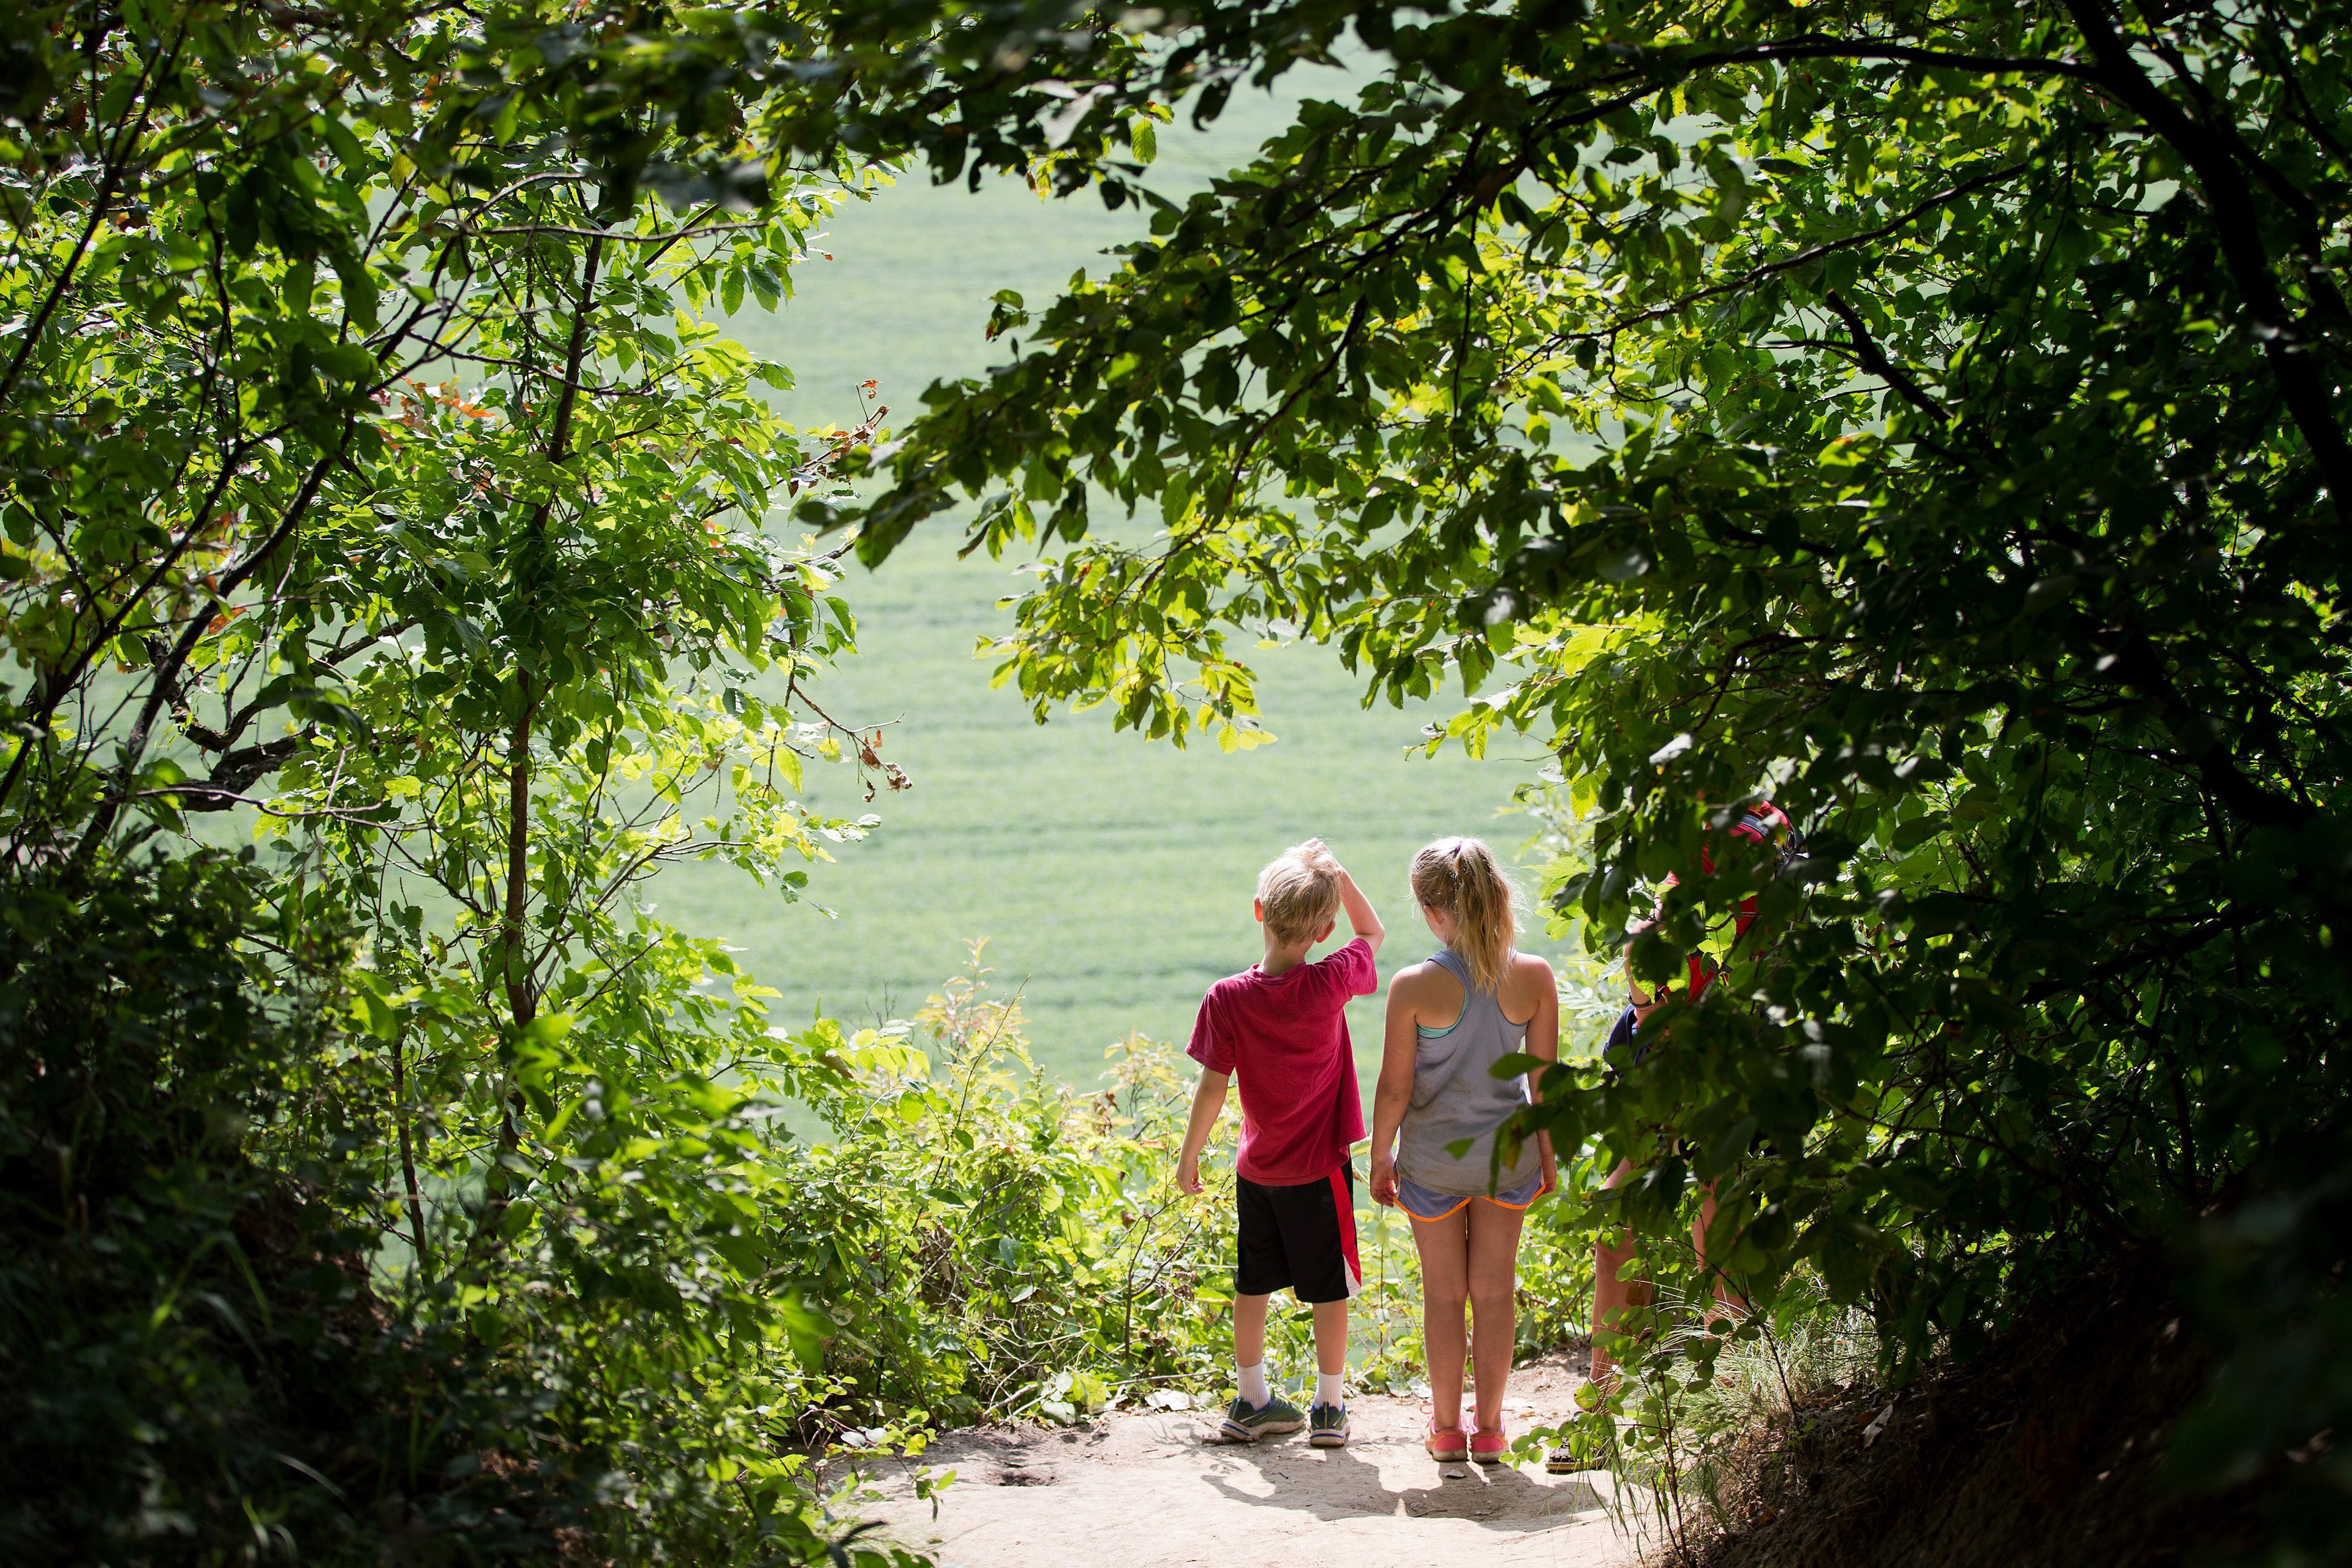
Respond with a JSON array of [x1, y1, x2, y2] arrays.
[[1409, 836, 1517, 992]]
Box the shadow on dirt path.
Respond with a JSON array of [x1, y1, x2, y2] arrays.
[[833, 1366, 1635, 1567]]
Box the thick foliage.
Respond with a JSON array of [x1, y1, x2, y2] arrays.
[[0, 859, 509, 1562], [0, 855, 978, 1564], [1, 1, 952, 1560], [827, 0, 2352, 1553]]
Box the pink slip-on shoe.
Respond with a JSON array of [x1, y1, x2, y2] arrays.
[[1425, 1420, 1469, 1462], [1471, 1426, 1510, 1465]]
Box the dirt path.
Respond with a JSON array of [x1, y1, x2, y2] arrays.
[[837, 1366, 1636, 1567]]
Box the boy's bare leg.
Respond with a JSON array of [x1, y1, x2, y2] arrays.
[[1593, 1168, 1746, 1388], [1311, 1298, 1348, 1375], [1590, 1226, 1638, 1387], [1466, 1200, 1526, 1431], [1411, 1208, 1471, 1430], [1234, 1291, 1272, 1400]]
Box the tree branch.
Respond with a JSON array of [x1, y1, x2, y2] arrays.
[[1822, 289, 1952, 424], [2062, 0, 2352, 524]]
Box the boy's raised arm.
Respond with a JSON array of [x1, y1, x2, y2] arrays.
[[1305, 839, 1384, 957], [1338, 867, 1384, 957]]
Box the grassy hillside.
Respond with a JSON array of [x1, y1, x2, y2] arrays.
[[658, 74, 1567, 1091]]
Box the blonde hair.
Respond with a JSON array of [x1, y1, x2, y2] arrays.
[[1410, 836, 1517, 993], [1257, 842, 1343, 946]]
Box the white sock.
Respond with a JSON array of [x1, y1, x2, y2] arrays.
[[1316, 1370, 1344, 1410], [1238, 1360, 1270, 1407]]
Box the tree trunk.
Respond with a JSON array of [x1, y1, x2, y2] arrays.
[[391, 1025, 431, 1276], [487, 232, 604, 1213]]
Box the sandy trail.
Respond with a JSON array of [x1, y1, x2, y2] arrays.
[[837, 1366, 1637, 1567]]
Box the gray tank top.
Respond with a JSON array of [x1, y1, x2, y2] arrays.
[[1395, 948, 1544, 1195]]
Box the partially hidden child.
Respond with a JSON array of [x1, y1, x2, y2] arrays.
[[1177, 839, 1384, 1447]]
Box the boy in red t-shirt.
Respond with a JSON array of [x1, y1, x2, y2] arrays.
[[1177, 839, 1384, 1448]]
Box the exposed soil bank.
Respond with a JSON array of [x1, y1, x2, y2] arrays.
[[1687, 1268, 2260, 1568]]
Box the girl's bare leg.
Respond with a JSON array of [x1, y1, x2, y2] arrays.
[[1409, 1208, 1470, 1431], [1589, 1158, 1647, 1385], [1593, 1162, 1750, 1387], [1466, 1199, 1528, 1431], [1693, 1188, 1747, 1316]]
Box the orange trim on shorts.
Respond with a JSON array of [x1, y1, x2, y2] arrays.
[[1406, 1170, 1555, 1222]]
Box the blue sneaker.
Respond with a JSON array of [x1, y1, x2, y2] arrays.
[[1309, 1403, 1350, 1448], [1220, 1392, 1306, 1441]]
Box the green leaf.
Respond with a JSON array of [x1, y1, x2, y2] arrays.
[[1891, 815, 1943, 852], [1489, 1051, 1549, 1079]]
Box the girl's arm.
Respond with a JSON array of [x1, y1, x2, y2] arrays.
[[1523, 956, 1561, 1193], [1175, 1069, 1229, 1195], [1368, 965, 1427, 1205]]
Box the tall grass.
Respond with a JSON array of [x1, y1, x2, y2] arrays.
[[1531, 1269, 1882, 1563]]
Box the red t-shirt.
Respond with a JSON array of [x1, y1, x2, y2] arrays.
[[1186, 937, 1378, 1186]]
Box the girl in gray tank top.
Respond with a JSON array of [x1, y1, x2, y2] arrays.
[[1394, 946, 1547, 1204], [1368, 836, 1559, 1464]]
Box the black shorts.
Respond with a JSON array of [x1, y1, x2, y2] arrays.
[[1235, 1163, 1362, 1305]]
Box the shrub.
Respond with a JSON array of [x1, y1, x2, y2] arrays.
[[0, 856, 924, 1567]]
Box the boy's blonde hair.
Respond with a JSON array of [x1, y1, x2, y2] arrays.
[[1409, 835, 1518, 993], [1257, 842, 1344, 946]]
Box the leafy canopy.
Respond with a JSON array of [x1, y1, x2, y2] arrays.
[[828, 0, 2352, 1545], [8, 0, 2351, 1555]]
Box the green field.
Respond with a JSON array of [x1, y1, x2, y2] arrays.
[[656, 75, 1569, 1092]]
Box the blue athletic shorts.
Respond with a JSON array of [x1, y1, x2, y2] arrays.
[[1396, 1168, 1547, 1223], [1605, 1002, 1646, 1066]]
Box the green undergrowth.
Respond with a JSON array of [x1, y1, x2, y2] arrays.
[[1520, 1274, 1880, 1555], [0, 859, 941, 1567]]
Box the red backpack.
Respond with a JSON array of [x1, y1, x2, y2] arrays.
[[1660, 801, 1805, 1000], [1607, 802, 1807, 1066]]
